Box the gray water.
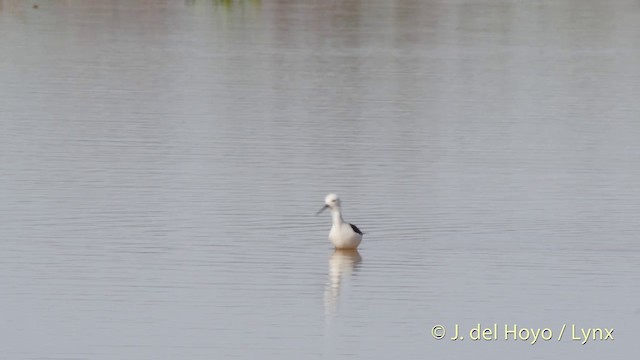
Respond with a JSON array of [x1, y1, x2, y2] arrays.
[[1, 0, 639, 359]]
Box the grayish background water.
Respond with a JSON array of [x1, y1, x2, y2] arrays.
[[1, 0, 639, 359]]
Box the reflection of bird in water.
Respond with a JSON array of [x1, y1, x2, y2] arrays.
[[324, 249, 362, 316]]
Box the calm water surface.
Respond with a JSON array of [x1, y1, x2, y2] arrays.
[[1, 0, 639, 359]]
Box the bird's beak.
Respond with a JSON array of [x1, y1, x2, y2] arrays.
[[316, 205, 329, 216]]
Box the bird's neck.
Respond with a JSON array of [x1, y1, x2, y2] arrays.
[[331, 208, 344, 226]]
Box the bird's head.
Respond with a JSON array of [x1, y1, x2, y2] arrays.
[[316, 193, 341, 215]]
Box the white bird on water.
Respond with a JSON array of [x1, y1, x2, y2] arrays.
[[316, 193, 363, 249]]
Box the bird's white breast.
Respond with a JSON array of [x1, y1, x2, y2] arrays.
[[329, 223, 362, 249]]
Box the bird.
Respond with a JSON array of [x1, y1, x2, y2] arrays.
[[316, 193, 363, 249]]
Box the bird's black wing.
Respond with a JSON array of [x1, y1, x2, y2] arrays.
[[349, 223, 363, 235]]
